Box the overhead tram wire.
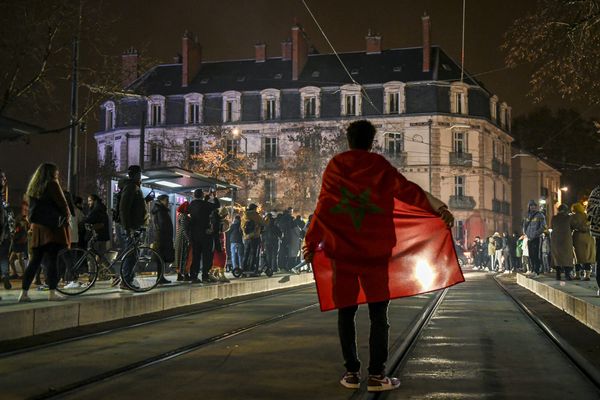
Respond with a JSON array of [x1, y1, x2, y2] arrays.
[[300, 0, 381, 115]]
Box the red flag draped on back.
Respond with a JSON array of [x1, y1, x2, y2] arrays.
[[305, 150, 465, 312]]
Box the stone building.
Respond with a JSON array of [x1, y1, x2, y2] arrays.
[[95, 15, 514, 244]]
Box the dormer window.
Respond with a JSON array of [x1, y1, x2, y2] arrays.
[[341, 84, 362, 117], [490, 95, 498, 122], [383, 82, 406, 114], [102, 101, 116, 130], [222, 91, 242, 123], [450, 83, 468, 115], [300, 86, 321, 119], [499, 102, 509, 130], [260, 89, 280, 121], [184, 93, 203, 125], [147, 95, 166, 126]]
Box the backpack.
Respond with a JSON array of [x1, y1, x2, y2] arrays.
[[112, 191, 122, 224], [243, 219, 256, 235]]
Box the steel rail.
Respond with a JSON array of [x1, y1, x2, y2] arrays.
[[493, 275, 600, 392], [352, 288, 449, 400], [28, 302, 320, 400], [0, 283, 314, 358]]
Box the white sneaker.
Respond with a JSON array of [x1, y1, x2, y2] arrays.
[[48, 291, 67, 301], [473, 266, 479, 270], [64, 281, 81, 289]]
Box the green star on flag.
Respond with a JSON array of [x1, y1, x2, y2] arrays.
[[330, 187, 383, 231]]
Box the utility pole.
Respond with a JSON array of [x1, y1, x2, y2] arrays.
[[67, 36, 79, 195], [139, 108, 146, 170]]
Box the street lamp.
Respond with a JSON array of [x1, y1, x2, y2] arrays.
[[560, 186, 568, 192], [232, 128, 247, 154]]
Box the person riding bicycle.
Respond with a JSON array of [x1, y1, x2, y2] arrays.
[[118, 165, 147, 290]]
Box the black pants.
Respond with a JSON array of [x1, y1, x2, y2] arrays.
[[242, 238, 260, 272], [191, 235, 213, 280], [528, 237, 542, 274], [22, 243, 64, 291], [264, 241, 278, 270], [338, 301, 390, 376]]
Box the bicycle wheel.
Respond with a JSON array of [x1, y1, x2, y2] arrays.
[[56, 248, 98, 295], [120, 246, 164, 292]]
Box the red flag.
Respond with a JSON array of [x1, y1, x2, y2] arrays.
[[305, 150, 465, 312]]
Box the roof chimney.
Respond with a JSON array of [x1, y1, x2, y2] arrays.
[[281, 39, 292, 61], [291, 23, 308, 80], [421, 13, 431, 73], [365, 30, 382, 54], [121, 47, 139, 88], [255, 43, 266, 63], [182, 31, 202, 87]]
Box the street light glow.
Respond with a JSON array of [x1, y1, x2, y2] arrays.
[[560, 186, 568, 191]]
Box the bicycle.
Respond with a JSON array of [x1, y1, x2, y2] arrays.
[[55, 225, 165, 295]]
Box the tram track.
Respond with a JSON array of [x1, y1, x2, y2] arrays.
[[27, 301, 320, 400], [0, 283, 314, 358], [492, 275, 600, 391]]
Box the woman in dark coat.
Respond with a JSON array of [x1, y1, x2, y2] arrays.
[[19, 163, 71, 302], [151, 194, 173, 284]]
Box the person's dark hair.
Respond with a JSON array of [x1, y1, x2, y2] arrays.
[[194, 188, 204, 199], [346, 120, 376, 150], [89, 194, 102, 204]]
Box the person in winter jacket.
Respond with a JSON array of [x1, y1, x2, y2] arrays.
[[550, 204, 575, 280], [208, 208, 230, 283], [487, 236, 496, 271], [188, 188, 220, 283], [241, 203, 265, 274], [522, 199, 546, 276], [587, 185, 600, 295], [118, 165, 148, 289], [151, 194, 173, 284], [174, 201, 191, 281], [571, 201, 595, 281], [262, 213, 282, 272], [228, 215, 244, 272]]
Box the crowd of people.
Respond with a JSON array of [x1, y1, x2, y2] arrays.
[[0, 165, 310, 302], [466, 197, 600, 295]]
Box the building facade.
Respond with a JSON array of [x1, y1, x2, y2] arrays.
[[95, 16, 514, 244]]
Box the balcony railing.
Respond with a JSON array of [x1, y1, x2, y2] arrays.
[[386, 151, 407, 167], [449, 152, 473, 167], [257, 157, 282, 170], [449, 195, 476, 210]]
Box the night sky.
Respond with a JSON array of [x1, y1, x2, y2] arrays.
[[0, 0, 590, 202]]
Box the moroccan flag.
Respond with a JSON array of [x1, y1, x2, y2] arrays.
[[305, 150, 465, 312]]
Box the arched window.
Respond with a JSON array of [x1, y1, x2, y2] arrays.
[[260, 89, 281, 121], [299, 86, 321, 118], [341, 84, 362, 116], [147, 95, 166, 126], [450, 83, 469, 115], [222, 91, 242, 123], [184, 93, 203, 124], [102, 101, 116, 130], [383, 81, 406, 114]]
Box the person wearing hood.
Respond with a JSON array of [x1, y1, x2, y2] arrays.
[[151, 194, 173, 284], [241, 203, 265, 275], [522, 199, 546, 276], [571, 201, 595, 281], [550, 204, 575, 280]]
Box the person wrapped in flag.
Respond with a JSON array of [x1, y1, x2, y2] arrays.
[[303, 120, 464, 392]]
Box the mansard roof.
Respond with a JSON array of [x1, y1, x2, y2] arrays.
[[130, 46, 482, 96]]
